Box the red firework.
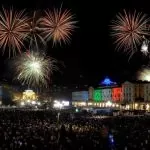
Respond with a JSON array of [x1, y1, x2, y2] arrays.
[[40, 8, 76, 45], [111, 10, 149, 53], [0, 8, 28, 56]]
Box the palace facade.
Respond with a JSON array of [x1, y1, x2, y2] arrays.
[[72, 79, 150, 111]]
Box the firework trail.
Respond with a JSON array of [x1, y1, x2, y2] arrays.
[[111, 10, 149, 55], [40, 7, 76, 45], [26, 11, 46, 50], [0, 7, 29, 56]]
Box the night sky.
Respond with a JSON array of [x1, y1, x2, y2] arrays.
[[0, 0, 150, 86]]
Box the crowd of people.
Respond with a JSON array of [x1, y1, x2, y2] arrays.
[[0, 109, 149, 149]]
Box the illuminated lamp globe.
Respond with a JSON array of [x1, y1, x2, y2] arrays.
[[106, 101, 112, 107]]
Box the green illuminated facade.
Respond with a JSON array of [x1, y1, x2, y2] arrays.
[[93, 89, 102, 102]]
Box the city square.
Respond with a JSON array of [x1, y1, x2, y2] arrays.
[[0, 0, 149, 149]]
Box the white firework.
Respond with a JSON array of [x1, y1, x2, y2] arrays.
[[15, 51, 58, 88]]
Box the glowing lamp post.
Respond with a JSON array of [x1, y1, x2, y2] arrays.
[[53, 100, 70, 124], [20, 101, 25, 106], [106, 101, 112, 107]]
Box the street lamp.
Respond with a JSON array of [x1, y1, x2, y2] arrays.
[[20, 101, 25, 106], [106, 101, 112, 107]]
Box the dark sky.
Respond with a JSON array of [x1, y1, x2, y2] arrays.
[[0, 0, 150, 86]]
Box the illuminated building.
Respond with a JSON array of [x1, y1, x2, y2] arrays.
[[134, 83, 144, 101], [100, 77, 117, 101], [89, 87, 94, 101], [144, 83, 150, 101], [112, 87, 122, 102], [22, 90, 37, 101], [101, 88, 112, 101], [122, 81, 135, 102], [93, 89, 102, 102], [72, 91, 88, 101], [71, 78, 150, 111]]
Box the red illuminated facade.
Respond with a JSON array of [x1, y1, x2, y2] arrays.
[[112, 87, 122, 102]]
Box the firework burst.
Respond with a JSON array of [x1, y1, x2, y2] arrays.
[[140, 38, 149, 55], [40, 8, 76, 45], [26, 11, 45, 50], [15, 51, 58, 88], [0, 8, 29, 56], [111, 10, 149, 53], [137, 67, 150, 81]]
